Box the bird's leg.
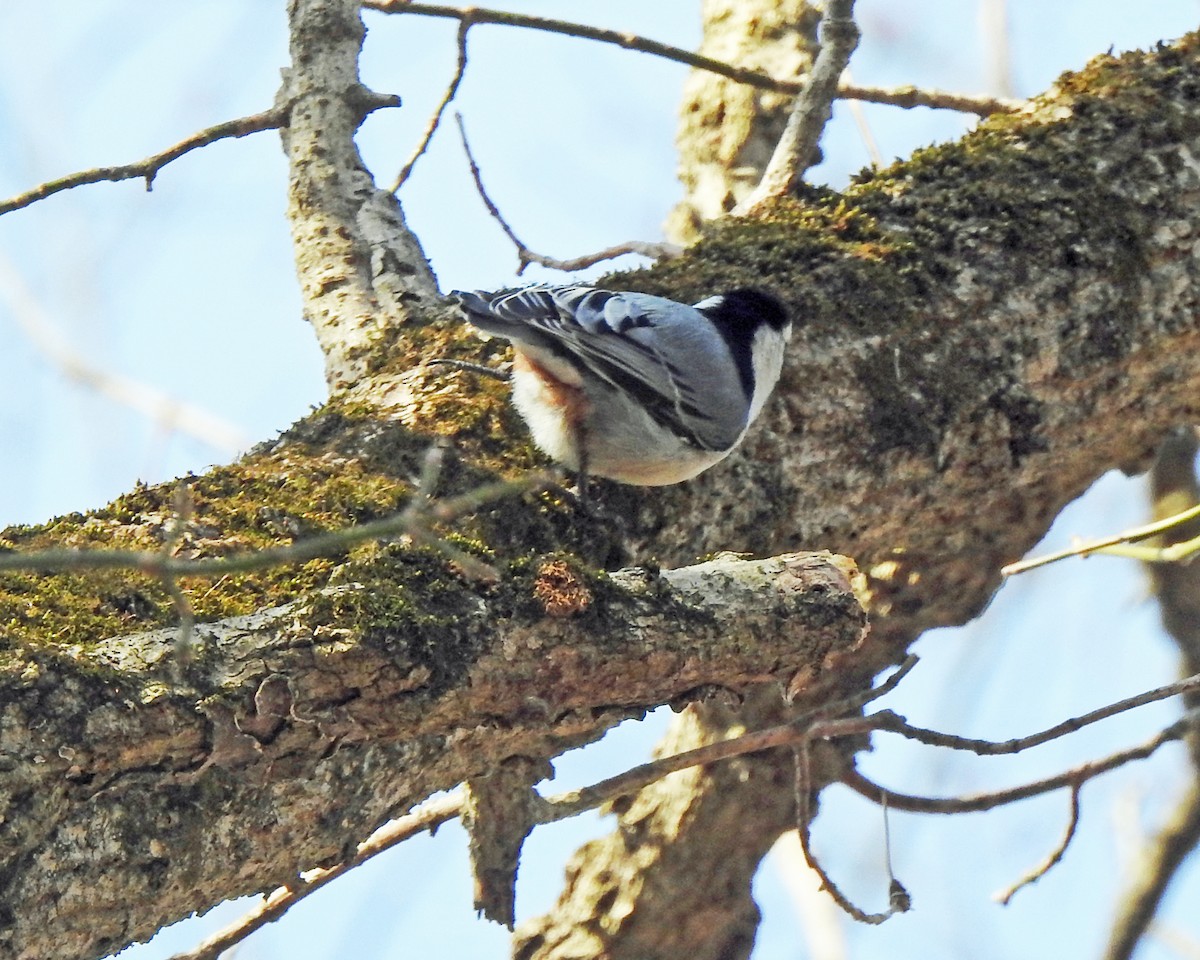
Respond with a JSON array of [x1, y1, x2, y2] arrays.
[[573, 435, 591, 510], [425, 358, 511, 382]]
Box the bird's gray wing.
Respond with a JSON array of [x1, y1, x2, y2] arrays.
[[451, 286, 749, 450]]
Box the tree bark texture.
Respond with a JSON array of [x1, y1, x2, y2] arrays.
[[0, 18, 1199, 960], [0, 554, 861, 960], [512, 34, 1200, 959], [278, 0, 440, 392]]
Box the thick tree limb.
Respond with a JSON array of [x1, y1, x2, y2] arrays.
[[0, 552, 861, 960]]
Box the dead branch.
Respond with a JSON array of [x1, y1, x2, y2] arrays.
[[169, 792, 465, 960], [0, 106, 288, 217], [1003, 502, 1200, 574], [994, 784, 1081, 905], [842, 711, 1199, 815], [366, 2, 1019, 117], [392, 18, 471, 191]]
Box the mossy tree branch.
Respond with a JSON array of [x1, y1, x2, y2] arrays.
[[503, 34, 1200, 957], [0, 552, 863, 960], [2, 18, 1200, 960]]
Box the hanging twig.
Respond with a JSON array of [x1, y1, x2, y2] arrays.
[[454, 113, 681, 274], [392, 18, 472, 191]]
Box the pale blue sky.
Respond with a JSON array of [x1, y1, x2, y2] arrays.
[[2, 3, 1199, 959]]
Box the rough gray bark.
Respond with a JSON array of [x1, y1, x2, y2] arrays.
[[0, 554, 860, 960]]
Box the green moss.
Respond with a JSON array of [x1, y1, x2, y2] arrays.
[[307, 544, 488, 693]]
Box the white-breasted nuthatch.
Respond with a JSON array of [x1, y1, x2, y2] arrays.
[[449, 285, 792, 486]]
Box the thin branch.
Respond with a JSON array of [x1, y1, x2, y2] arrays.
[[184, 672, 1198, 956], [366, 2, 1019, 117], [546, 666, 1200, 823], [862, 670, 1200, 756], [0, 107, 288, 217], [841, 711, 1199, 815], [1002, 502, 1200, 576], [453, 113, 681, 274], [545, 657, 917, 820], [795, 737, 909, 924], [168, 792, 465, 960], [841, 68, 884, 167], [993, 784, 1081, 905], [738, 0, 860, 211], [0, 470, 555, 582], [392, 18, 471, 192]]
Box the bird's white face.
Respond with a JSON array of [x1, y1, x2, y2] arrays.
[[747, 321, 792, 426]]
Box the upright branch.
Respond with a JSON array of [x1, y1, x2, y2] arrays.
[[277, 0, 440, 393], [738, 0, 861, 211]]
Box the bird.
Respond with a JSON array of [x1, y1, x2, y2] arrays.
[[447, 285, 792, 488]]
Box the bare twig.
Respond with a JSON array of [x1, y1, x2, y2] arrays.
[[1002, 503, 1200, 576], [0, 107, 288, 217], [842, 68, 883, 168], [392, 19, 471, 192], [546, 657, 917, 819], [738, 0, 860, 211], [794, 739, 909, 924], [168, 792, 465, 960], [546, 665, 1200, 825], [366, 2, 1020, 117], [0, 469, 555, 582], [453, 113, 681, 274], [994, 784, 1081, 905], [862, 670, 1200, 756], [181, 671, 1200, 956], [841, 711, 1200, 815]]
